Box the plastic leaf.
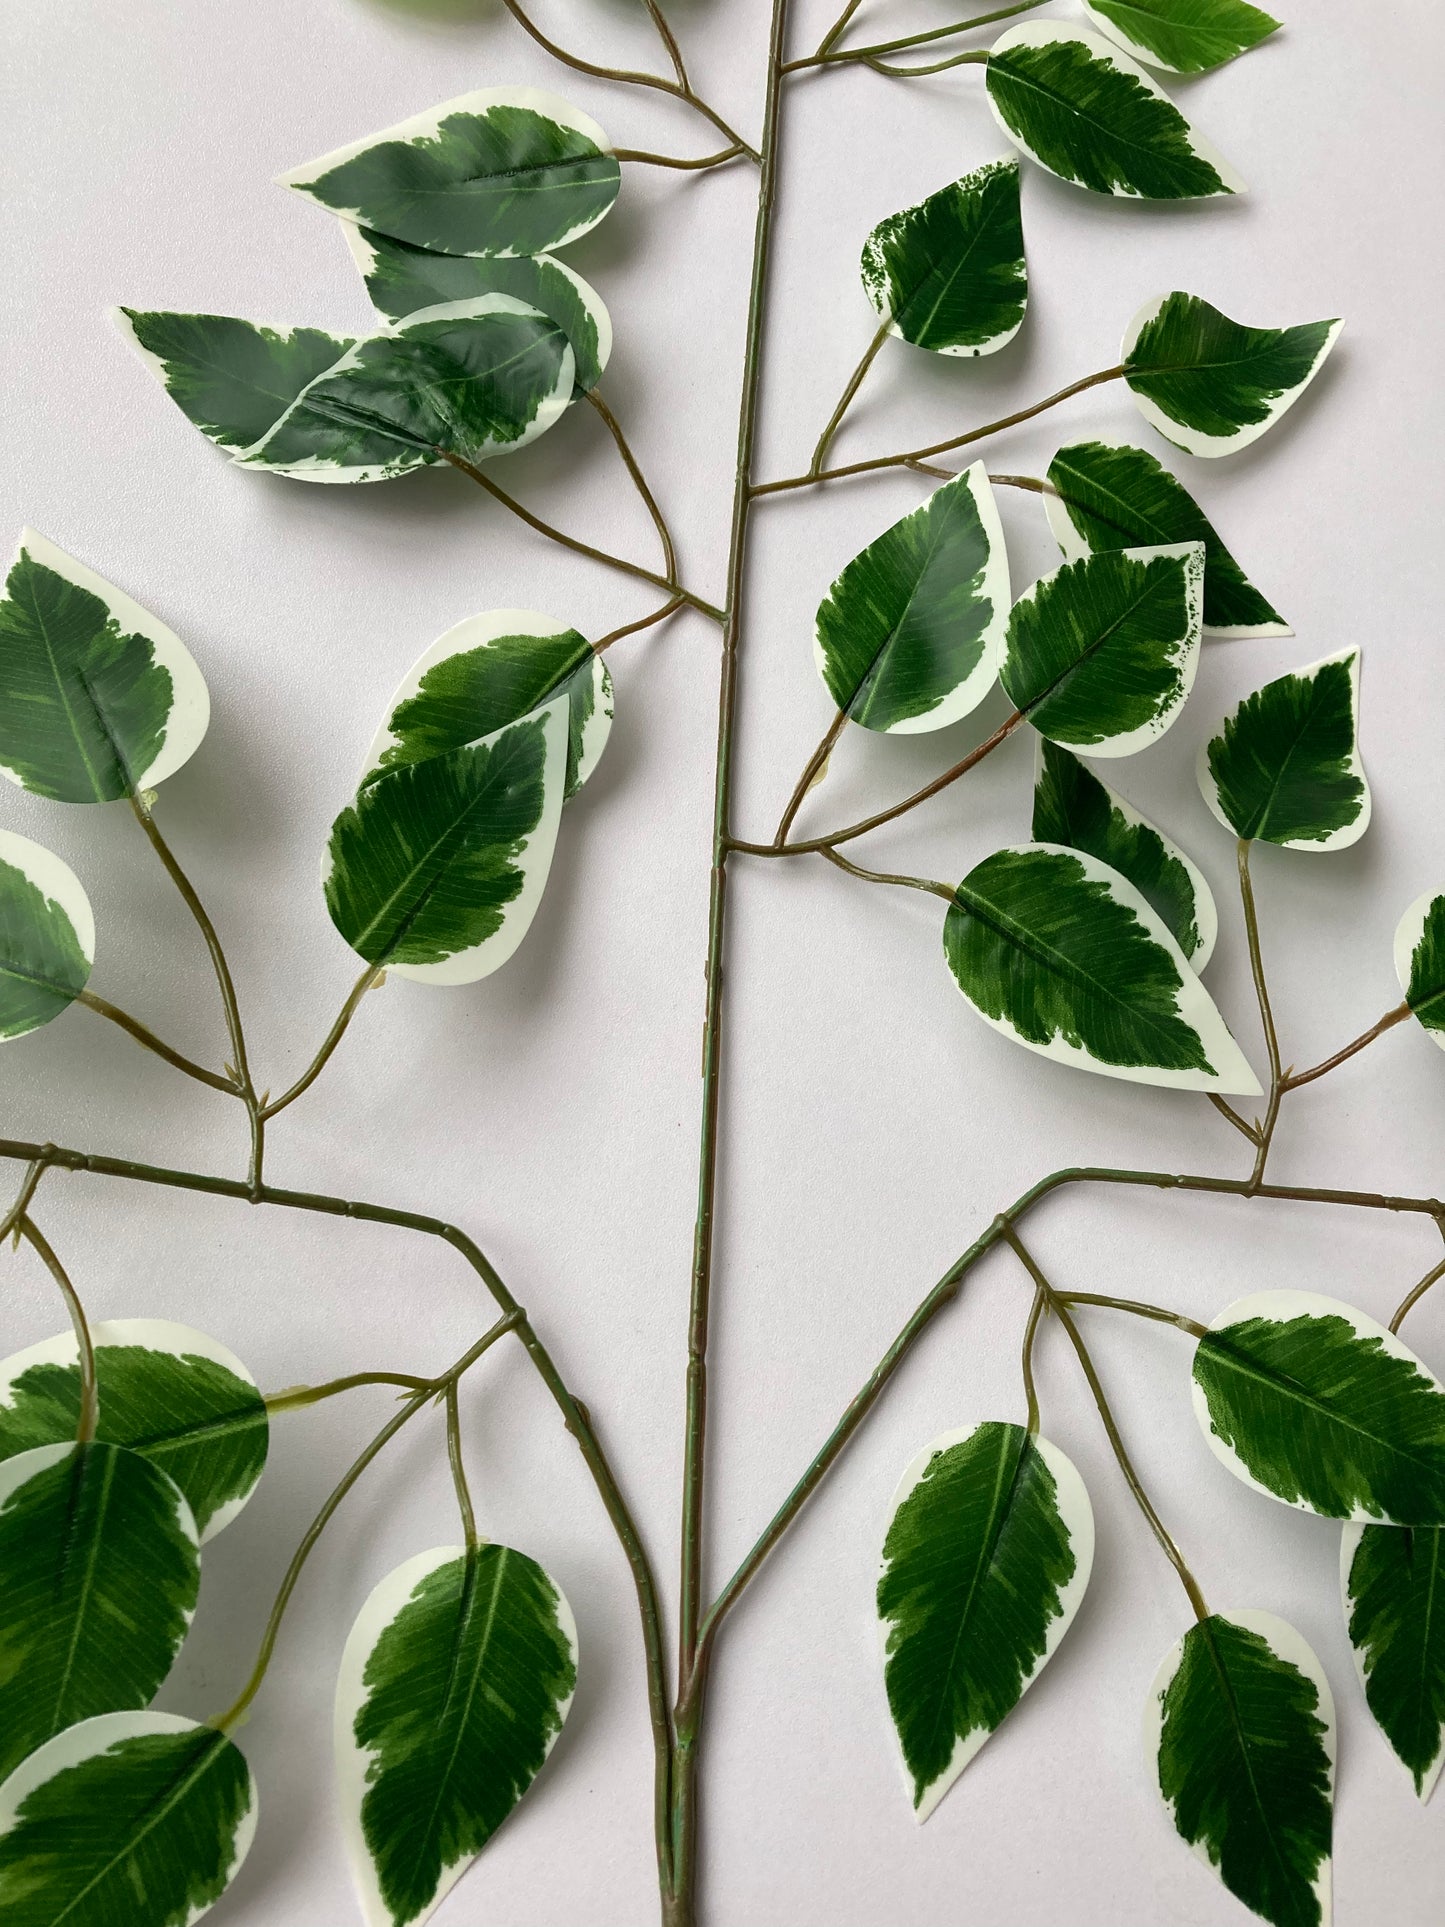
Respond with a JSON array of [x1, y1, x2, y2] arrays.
[[1395, 890, 1445, 1054], [1198, 649, 1369, 850], [1000, 543, 1203, 757], [1342, 1523, 1445, 1800], [859, 158, 1027, 359], [0, 532, 210, 803], [0, 1443, 199, 1779], [1192, 1290, 1445, 1523], [943, 843, 1260, 1092], [113, 310, 355, 451], [0, 829, 93, 1043], [1083, 0, 1281, 73], [813, 462, 1009, 734], [279, 88, 620, 259], [1123, 292, 1342, 459], [0, 1320, 268, 1541], [0, 1711, 256, 1927], [878, 1422, 1093, 1821], [1147, 1611, 1333, 1927], [1045, 440, 1289, 639], [335, 1544, 577, 1927], [985, 22, 1243, 201], [325, 704, 567, 984], [1032, 740, 1218, 966], [362, 611, 611, 804]]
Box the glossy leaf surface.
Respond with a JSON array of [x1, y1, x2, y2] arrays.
[[0, 829, 93, 1043], [860, 158, 1027, 358], [114, 309, 354, 451], [1343, 1523, 1445, 1800], [1198, 650, 1368, 850], [1395, 890, 1445, 1054], [1083, 0, 1281, 73]]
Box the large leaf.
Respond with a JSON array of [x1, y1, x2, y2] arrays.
[[0, 1319, 268, 1540], [1000, 543, 1203, 757], [340, 223, 611, 393], [1192, 1290, 1445, 1524], [942, 842, 1259, 1092], [335, 1544, 577, 1927], [814, 462, 1009, 734], [325, 703, 567, 983], [0, 1443, 199, 1780], [0, 1711, 256, 1927], [877, 1422, 1093, 1820], [984, 22, 1243, 201], [1123, 291, 1342, 459], [1147, 1610, 1334, 1927], [1083, 0, 1281, 72], [362, 610, 611, 803], [1032, 740, 1217, 965], [1045, 440, 1289, 639], [1395, 890, 1445, 1055], [280, 87, 620, 258], [1343, 1522, 1445, 1800], [1198, 650, 1369, 851], [859, 158, 1027, 359], [0, 829, 93, 1043], [0, 531, 209, 802]]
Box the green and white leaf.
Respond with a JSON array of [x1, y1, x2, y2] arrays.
[[985, 22, 1243, 201], [0, 829, 93, 1043], [1395, 890, 1445, 1054], [0, 1319, 268, 1540], [1032, 740, 1217, 965], [1083, 0, 1281, 73], [0, 531, 210, 801], [1198, 649, 1369, 851], [0, 1711, 256, 1927], [1342, 1522, 1445, 1800], [1045, 440, 1289, 638], [814, 462, 1009, 733], [340, 222, 611, 393], [1146, 1610, 1334, 1927], [1193, 1290, 1445, 1524], [943, 843, 1259, 1092], [335, 1543, 578, 1927], [859, 158, 1027, 358], [1123, 291, 1342, 458], [0, 1443, 199, 1780], [362, 609, 611, 803], [326, 702, 567, 983], [1000, 543, 1203, 757], [877, 1422, 1093, 1821], [280, 87, 620, 258]]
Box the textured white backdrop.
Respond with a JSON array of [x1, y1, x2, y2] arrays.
[[3, 2, 1445, 1923]]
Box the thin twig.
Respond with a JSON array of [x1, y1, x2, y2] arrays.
[[0, 1156, 53, 1246], [642, 0, 690, 87], [1282, 1001, 1413, 1091], [1237, 839, 1283, 1187], [786, 0, 1046, 69], [863, 47, 990, 75], [594, 596, 686, 655], [18, 1218, 98, 1443], [815, 0, 865, 57], [77, 990, 238, 1095], [260, 966, 383, 1123], [1390, 1250, 1445, 1333], [1057, 1291, 1207, 1339], [774, 709, 847, 844], [446, 1379, 480, 1552], [1020, 1286, 1045, 1434], [264, 1370, 430, 1412], [615, 143, 747, 172], [586, 389, 680, 586], [809, 322, 890, 475], [1208, 1094, 1261, 1146], [817, 845, 954, 900]]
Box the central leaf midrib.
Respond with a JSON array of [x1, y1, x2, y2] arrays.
[[896, 195, 1016, 345], [995, 55, 1212, 176], [14, 570, 117, 802], [50, 1447, 119, 1732], [844, 501, 979, 723], [1194, 1620, 1312, 1905], [1014, 560, 1185, 726]]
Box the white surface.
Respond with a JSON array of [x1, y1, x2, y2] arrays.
[[1, 3, 1443, 1924]]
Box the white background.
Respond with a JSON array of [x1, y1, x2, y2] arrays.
[[3, 2, 1444, 1922]]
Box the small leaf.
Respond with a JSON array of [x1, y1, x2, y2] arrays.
[[814, 462, 1010, 734], [1198, 649, 1369, 850], [280, 87, 620, 258], [0, 1443, 199, 1779], [113, 310, 355, 451], [1083, 0, 1281, 73], [0, 1319, 268, 1540], [943, 843, 1260, 1092], [860, 158, 1027, 358], [1147, 1610, 1333, 1927], [1000, 543, 1203, 757], [1045, 440, 1289, 639], [336, 1544, 577, 1927], [0, 1711, 257, 1927], [1395, 890, 1445, 1055], [362, 611, 611, 803], [0, 531, 210, 803], [878, 1422, 1093, 1820], [1343, 1522, 1445, 1800], [1192, 1290, 1445, 1523], [341, 223, 611, 394], [1123, 291, 1342, 458], [1032, 740, 1217, 965], [325, 704, 567, 983], [985, 22, 1243, 201], [0, 830, 93, 1043]]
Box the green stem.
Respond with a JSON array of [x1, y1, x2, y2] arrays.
[[264, 1370, 430, 1412], [1020, 1286, 1045, 1434], [817, 845, 954, 900], [809, 321, 890, 476], [446, 1378, 480, 1553], [1236, 839, 1283, 1186], [260, 966, 383, 1123], [1208, 1093, 1260, 1146], [616, 143, 748, 172], [786, 0, 1045, 68], [774, 708, 846, 845], [864, 47, 990, 76], [815, 0, 864, 57], [642, 0, 690, 87], [77, 990, 238, 1095], [1057, 1291, 1207, 1338], [17, 1218, 98, 1443], [594, 596, 686, 656], [586, 389, 680, 587], [0, 1155, 53, 1246], [1390, 1248, 1445, 1334], [1282, 1001, 1413, 1091]]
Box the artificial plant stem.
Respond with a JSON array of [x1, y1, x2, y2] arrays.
[[1208, 1093, 1260, 1146], [816, 0, 864, 57], [586, 389, 680, 586], [260, 965, 383, 1123], [1283, 1001, 1413, 1091], [866, 47, 990, 75], [446, 1380, 480, 1553], [642, 0, 690, 86], [810, 322, 890, 475], [1057, 1291, 1207, 1338], [1390, 1251, 1445, 1334], [786, 2, 1045, 69], [264, 1370, 430, 1412], [1237, 839, 1283, 1186], [1020, 1286, 1045, 1435], [594, 596, 685, 655], [616, 144, 747, 171], [18, 1218, 97, 1443], [77, 990, 238, 1095], [774, 708, 847, 844], [818, 845, 954, 900], [0, 1156, 51, 1246]]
